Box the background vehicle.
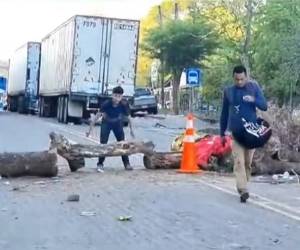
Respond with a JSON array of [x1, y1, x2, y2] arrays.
[[7, 42, 41, 114], [130, 87, 158, 116]]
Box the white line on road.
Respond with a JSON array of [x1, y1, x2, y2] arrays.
[[198, 178, 300, 222], [49, 123, 100, 144]]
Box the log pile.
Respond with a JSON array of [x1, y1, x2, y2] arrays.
[[252, 105, 300, 174]]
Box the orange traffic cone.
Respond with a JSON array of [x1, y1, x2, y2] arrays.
[[178, 113, 200, 174]]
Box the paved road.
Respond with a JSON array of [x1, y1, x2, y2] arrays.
[[0, 112, 300, 250]]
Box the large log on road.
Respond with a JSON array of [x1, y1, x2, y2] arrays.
[[0, 151, 58, 177], [143, 152, 182, 169], [49, 132, 155, 172]]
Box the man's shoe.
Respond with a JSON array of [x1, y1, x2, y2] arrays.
[[124, 164, 133, 171], [240, 192, 249, 203], [96, 163, 104, 173]]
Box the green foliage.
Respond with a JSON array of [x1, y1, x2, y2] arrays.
[[252, 0, 300, 105], [142, 19, 218, 113]]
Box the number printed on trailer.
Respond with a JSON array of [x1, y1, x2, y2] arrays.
[[83, 21, 97, 28], [114, 23, 135, 31]]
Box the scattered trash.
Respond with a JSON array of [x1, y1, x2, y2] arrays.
[[228, 243, 251, 250], [67, 194, 80, 202], [34, 181, 46, 185], [51, 177, 60, 183], [11, 187, 20, 191], [253, 174, 299, 184], [11, 184, 29, 192], [118, 215, 132, 221], [80, 211, 96, 216], [154, 123, 167, 128], [3, 181, 10, 185]]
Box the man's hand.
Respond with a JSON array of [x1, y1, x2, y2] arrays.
[[243, 95, 255, 103], [128, 117, 135, 139], [221, 136, 227, 147]]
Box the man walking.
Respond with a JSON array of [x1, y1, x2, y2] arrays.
[[220, 65, 268, 203], [87, 86, 134, 172]]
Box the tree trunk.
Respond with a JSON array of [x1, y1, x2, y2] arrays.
[[142, 149, 300, 175], [0, 151, 58, 177], [252, 156, 300, 175], [49, 132, 155, 172], [143, 152, 182, 169], [160, 60, 165, 109], [172, 70, 181, 115], [241, 0, 254, 75]]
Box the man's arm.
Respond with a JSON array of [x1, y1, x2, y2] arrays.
[[123, 101, 135, 138], [220, 89, 229, 137], [86, 112, 102, 137], [254, 84, 268, 111], [128, 116, 135, 138]]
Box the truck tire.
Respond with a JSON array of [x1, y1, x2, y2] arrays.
[[8, 96, 16, 112], [57, 97, 62, 122], [39, 97, 44, 117], [62, 96, 68, 124], [18, 96, 25, 114], [149, 107, 158, 115], [130, 110, 135, 117]]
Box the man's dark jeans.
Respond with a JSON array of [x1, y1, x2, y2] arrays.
[[98, 121, 130, 166]]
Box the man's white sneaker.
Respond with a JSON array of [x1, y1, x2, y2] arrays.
[[96, 164, 104, 173]]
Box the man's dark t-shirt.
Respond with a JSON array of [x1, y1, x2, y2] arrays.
[[100, 99, 129, 124]]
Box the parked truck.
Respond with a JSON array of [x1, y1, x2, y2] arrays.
[[7, 42, 41, 113], [39, 15, 140, 123]]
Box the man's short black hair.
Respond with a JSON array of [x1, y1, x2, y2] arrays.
[[233, 65, 247, 76], [112, 86, 124, 95]]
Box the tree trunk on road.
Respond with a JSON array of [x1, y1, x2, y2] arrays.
[[0, 151, 58, 177], [143, 152, 182, 169], [49, 132, 155, 172]]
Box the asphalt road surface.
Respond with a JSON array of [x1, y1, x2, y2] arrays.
[[0, 112, 300, 250]]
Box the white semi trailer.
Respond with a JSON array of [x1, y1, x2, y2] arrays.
[[7, 42, 41, 114], [39, 15, 139, 123]]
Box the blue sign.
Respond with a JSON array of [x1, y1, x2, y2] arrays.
[[186, 68, 202, 87]]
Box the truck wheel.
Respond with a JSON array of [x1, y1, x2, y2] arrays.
[[57, 97, 62, 122], [149, 107, 158, 115], [39, 97, 44, 117], [153, 107, 158, 115], [62, 96, 68, 124], [18, 96, 25, 114], [130, 110, 135, 117]]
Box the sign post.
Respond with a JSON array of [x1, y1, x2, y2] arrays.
[[186, 68, 202, 113]]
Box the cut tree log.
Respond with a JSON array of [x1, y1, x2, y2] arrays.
[[49, 132, 155, 172], [252, 156, 300, 175], [143, 152, 182, 169], [0, 151, 58, 177]]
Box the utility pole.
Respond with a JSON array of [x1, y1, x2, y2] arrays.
[[158, 5, 165, 109], [175, 2, 179, 20]]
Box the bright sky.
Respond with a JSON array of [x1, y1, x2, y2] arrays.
[[0, 0, 162, 61]]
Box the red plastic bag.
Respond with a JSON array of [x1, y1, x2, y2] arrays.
[[195, 135, 232, 169]]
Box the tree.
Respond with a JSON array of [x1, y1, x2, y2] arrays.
[[143, 19, 218, 114], [137, 0, 194, 86], [252, 0, 300, 106]]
